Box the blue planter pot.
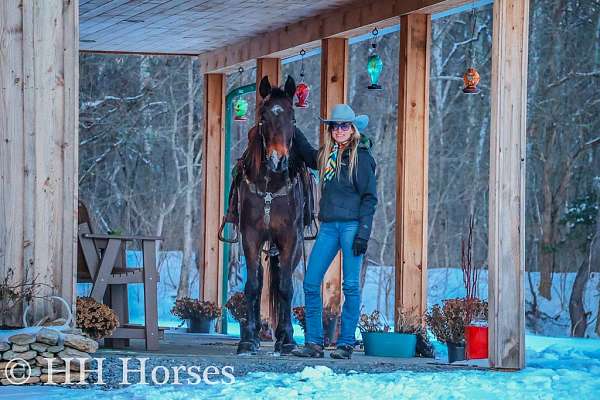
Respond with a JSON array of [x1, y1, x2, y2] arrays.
[[362, 332, 417, 358], [187, 318, 215, 333]]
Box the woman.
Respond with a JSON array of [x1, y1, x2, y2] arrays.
[[291, 104, 378, 359]]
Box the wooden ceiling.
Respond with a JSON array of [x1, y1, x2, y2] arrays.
[[79, 0, 357, 54]]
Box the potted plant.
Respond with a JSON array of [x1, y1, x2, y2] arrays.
[[225, 292, 247, 325], [171, 297, 222, 333], [292, 306, 306, 333], [359, 308, 419, 358], [461, 214, 489, 360], [426, 297, 488, 363], [323, 303, 341, 347]]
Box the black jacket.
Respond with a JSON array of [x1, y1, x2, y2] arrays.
[[292, 128, 378, 241]]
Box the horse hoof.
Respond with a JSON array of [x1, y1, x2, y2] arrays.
[[237, 341, 257, 355]]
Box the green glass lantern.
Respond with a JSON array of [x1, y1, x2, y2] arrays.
[[367, 28, 383, 90], [367, 49, 383, 90], [233, 97, 248, 121]]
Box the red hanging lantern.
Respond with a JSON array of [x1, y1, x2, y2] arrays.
[[295, 82, 310, 108], [294, 49, 310, 108]]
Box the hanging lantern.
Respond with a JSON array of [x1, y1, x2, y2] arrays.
[[462, 67, 481, 94], [295, 82, 310, 108], [233, 97, 249, 121], [367, 28, 383, 90], [233, 67, 248, 121], [294, 49, 310, 108], [462, 1, 481, 94]]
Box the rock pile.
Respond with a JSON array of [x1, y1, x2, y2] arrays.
[[0, 328, 98, 385]]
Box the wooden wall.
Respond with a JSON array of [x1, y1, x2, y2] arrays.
[[0, 0, 79, 326]]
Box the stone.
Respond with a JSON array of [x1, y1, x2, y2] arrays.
[[29, 367, 42, 377], [58, 347, 91, 361], [8, 333, 35, 346], [12, 344, 29, 352], [36, 328, 60, 345], [62, 328, 83, 335], [46, 344, 64, 353], [44, 318, 67, 327], [1, 376, 40, 385], [41, 352, 55, 358], [30, 342, 48, 352], [0, 342, 9, 352], [2, 350, 35, 360], [63, 333, 98, 353], [40, 371, 89, 384], [35, 355, 63, 368]]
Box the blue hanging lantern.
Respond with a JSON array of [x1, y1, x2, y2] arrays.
[[367, 28, 383, 90]]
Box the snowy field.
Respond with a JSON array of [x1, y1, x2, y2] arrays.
[[77, 251, 600, 339], [1, 334, 599, 399]]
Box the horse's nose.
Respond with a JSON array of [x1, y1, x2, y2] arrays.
[[269, 150, 281, 168]]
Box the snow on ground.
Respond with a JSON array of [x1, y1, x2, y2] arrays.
[[79, 251, 599, 339], [2, 334, 599, 400]]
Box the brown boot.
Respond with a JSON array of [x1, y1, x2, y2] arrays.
[[291, 343, 324, 358]]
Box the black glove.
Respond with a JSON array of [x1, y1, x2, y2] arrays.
[[352, 237, 368, 257]]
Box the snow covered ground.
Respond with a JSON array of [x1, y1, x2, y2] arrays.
[[77, 251, 599, 339], [1, 334, 599, 399]]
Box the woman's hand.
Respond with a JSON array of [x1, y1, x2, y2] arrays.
[[352, 237, 368, 256]]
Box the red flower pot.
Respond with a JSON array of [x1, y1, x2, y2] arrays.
[[465, 325, 488, 359]]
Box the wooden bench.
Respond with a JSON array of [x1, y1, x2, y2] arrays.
[[77, 201, 163, 351]]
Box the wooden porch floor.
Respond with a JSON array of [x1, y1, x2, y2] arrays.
[[95, 330, 488, 377]]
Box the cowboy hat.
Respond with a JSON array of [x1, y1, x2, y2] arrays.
[[319, 104, 369, 131]]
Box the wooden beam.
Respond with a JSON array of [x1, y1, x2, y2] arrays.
[[320, 38, 348, 318], [201, 73, 226, 328], [0, 0, 79, 326], [198, 0, 472, 73], [256, 58, 281, 116], [256, 58, 281, 330], [395, 14, 430, 325], [488, 0, 529, 370]]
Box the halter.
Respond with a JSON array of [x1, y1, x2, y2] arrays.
[[246, 104, 297, 226]]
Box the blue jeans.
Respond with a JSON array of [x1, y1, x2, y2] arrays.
[[303, 221, 363, 347]]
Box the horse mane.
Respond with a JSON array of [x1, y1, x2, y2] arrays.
[[244, 125, 263, 179]]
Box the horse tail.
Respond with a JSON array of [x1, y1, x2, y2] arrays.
[[268, 252, 280, 334]]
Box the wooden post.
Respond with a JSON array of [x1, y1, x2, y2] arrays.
[[256, 58, 281, 110], [201, 73, 226, 330], [320, 38, 348, 316], [488, 0, 529, 370], [256, 58, 281, 331], [395, 14, 431, 325], [0, 0, 79, 325]]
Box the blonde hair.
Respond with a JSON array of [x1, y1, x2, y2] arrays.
[[318, 125, 361, 184]]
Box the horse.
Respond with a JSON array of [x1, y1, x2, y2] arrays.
[[234, 75, 306, 355]]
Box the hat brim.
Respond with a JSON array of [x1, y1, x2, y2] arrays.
[[320, 114, 369, 131]]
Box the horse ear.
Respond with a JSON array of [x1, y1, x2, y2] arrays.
[[259, 76, 271, 99], [284, 75, 296, 99]]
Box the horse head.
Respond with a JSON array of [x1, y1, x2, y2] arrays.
[[256, 75, 296, 173]]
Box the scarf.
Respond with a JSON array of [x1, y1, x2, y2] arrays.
[[323, 143, 339, 182]]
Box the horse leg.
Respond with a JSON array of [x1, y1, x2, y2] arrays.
[[274, 243, 299, 354], [238, 238, 262, 355], [253, 257, 264, 349]]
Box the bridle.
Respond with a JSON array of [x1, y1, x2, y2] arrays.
[[244, 99, 298, 227]]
